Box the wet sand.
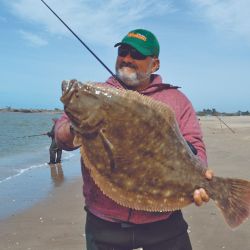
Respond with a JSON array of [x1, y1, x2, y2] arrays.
[[1, 116, 250, 250], [0, 176, 85, 250]]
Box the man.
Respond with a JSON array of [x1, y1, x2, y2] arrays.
[[47, 118, 62, 164], [55, 29, 213, 250]]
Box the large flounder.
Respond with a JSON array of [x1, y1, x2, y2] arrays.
[[61, 79, 250, 228]]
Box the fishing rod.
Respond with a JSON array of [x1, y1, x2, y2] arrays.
[[215, 115, 236, 134], [40, 0, 127, 89], [17, 133, 47, 139]]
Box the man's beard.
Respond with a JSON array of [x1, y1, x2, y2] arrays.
[[116, 64, 152, 87], [116, 67, 140, 87]]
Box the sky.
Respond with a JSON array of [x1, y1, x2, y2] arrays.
[[0, 0, 249, 112]]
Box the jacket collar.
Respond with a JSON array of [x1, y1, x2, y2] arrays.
[[105, 74, 179, 96]]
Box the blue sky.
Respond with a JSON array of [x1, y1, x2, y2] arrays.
[[0, 0, 249, 112]]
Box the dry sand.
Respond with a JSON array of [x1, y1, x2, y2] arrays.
[[1, 116, 250, 250], [184, 116, 250, 250]]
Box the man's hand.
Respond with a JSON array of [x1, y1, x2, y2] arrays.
[[55, 119, 77, 150], [193, 169, 214, 206]]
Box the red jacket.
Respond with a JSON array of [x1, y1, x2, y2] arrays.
[[55, 74, 207, 224]]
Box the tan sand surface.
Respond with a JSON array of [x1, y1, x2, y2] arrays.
[[0, 177, 85, 250], [1, 116, 250, 250], [184, 116, 250, 250]]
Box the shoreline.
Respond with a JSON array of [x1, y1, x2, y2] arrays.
[[0, 150, 81, 221], [0, 109, 63, 114], [1, 108, 249, 115], [1, 116, 250, 250]]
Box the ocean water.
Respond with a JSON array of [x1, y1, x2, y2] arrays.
[[0, 112, 81, 219], [0, 112, 63, 182]]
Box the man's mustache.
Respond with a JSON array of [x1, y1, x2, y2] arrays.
[[119, 62, 137, 69]]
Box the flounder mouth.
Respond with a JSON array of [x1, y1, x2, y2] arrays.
[[61, 79, 82, 95], [64, 107, 81, 127]]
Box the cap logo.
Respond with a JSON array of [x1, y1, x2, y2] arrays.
[[127, 32, 147, 41]]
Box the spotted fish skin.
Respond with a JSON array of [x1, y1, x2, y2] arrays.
[[61, 80, 250, 228]]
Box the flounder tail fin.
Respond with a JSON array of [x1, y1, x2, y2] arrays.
[[212, 177, 250, 228]]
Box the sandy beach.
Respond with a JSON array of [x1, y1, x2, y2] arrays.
[[1, 116, 250, 250]]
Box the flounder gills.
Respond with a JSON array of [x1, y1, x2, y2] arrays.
[[61, 79, 250, 228]]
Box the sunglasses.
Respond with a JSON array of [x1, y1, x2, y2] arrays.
[[118, 46, 149, 60]]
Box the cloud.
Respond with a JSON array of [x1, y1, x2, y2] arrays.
[[19, 30, 48, 47], [191, 0, 250, 41], [6, 0, 175, 46]]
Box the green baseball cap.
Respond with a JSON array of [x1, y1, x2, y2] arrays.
[[114, 29, 160, 57]]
